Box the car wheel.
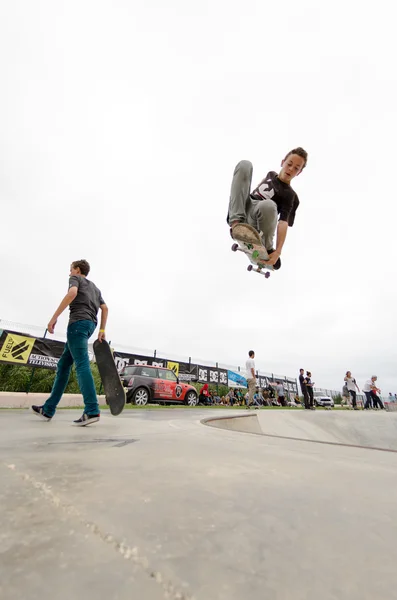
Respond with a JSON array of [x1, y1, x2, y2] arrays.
[[185, 390, 198, 406], [133, 387, 150, 406]]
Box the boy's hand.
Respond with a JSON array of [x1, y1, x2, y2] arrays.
[[47, 317, 57, 334], [266, 250, 281, 267], [98, 330, 106, 342]]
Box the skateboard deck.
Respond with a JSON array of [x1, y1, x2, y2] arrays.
[[93, 339, 126, 416], [231, 239, 274, 278]]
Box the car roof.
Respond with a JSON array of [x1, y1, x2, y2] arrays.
[[127, 364, 173, 372]]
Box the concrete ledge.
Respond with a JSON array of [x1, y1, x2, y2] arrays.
[[0, 392, 106, 408], [202, 412, 263, 435]]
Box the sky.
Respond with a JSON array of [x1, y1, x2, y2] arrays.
[[1, 0, 396, 394]]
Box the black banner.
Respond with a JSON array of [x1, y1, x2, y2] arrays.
[[112, 351, 168, 373], [178, 361, 199, 382], [197, 366, 228, 386], [0, 329, 64, 370], [0, 329, 298, 393]]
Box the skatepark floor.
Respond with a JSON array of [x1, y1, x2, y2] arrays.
[[1, 405, 396, 600]]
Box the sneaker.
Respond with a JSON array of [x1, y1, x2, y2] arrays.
[[73, 413, 100, 427], [31, 405, 52, 421], [231, 222, 262, 245], [267, 248, 281, 270]]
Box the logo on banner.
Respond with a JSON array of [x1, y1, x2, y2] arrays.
[[219, 371, 227, 385], [209, 370, 219, 383], [0, 333, 35, 364], [167, 361, 180, 376], [199, 368, 208, 382]]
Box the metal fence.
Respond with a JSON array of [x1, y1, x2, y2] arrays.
[[0, 319, 298, 390]]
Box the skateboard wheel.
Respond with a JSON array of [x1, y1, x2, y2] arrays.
[[231, 243, 238, 252], [247, 265, 253, 272], [265, 272, 270, 279]]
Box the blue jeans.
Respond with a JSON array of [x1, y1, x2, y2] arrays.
[[43, 320, 99, 417]]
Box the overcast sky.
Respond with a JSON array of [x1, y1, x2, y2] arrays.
[[1, 0, 396, 394]]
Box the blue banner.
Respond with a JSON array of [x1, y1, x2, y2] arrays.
[[227, 370, 247, 389]]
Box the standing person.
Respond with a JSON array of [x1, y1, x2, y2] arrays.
[[305, 371, 315, 409], [370, 379, 384, 409], [299, 368, 310, 409], [344, 371, 361, 410], [246, 350, 256, 409], [32, 259, 107, 426], [363, 376, 379, 409], [276, 381, 287, 406], [227, 148, 308, 269], [342, 382, 351, 408]]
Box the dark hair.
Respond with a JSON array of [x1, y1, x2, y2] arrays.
[[346, 371, 351, 377], [249, 350, 255, 357], [284, 147, 308, 169], [72, 259, 90, 276], [300, 368, 304, 372]]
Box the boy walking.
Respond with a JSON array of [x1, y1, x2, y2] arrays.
[[32, 259, 108, 426], [227, 148, 308, 269], [245, 350, 256, 408]]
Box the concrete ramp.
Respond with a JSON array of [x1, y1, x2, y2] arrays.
[[203, 413, 262, 434], [205, 410, 397, 452]]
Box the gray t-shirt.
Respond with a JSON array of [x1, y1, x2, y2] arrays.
[[277, 383, 284, 397], [68, 276, 105, 325]]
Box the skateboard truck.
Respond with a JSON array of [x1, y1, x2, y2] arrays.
[[231, 242, 273, 279]]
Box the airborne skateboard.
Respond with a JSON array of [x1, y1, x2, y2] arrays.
[[93, 339, 126, 416], [230, 236, 274, 278]]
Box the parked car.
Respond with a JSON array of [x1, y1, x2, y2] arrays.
[[313, 391, 334, 408], [120, 365, 198, 406]]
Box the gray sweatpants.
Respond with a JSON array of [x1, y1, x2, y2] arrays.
[[228, 160, 278, 251]]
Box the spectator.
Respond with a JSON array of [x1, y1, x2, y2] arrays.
[[344, 371, 361, 410], [246, 350, 256, 409], [199, 383, 211, 405], [305, 371, 315, 409], [276, 381, 287, 406], [257, 388, 267, 406], [363, 376, 380, 410], [342, 382, 351, 408], [213, 393, 221, 404], [235, 389, 243, 405], [250, 387, 262, 409], [299, 368, 310, 410], [226, 389, 235, 406], [370, 380, 384, 410]]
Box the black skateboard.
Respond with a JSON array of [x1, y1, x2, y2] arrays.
[[93, 339, 126, 416]]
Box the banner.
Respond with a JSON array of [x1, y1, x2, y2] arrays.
[[0, 330, 64, 370], [112, 351, 167, 373], [227, 370, 247, 389], [197, 365, 228, 385], [178, 361, 199, 382], [0, 329, 299, 394]]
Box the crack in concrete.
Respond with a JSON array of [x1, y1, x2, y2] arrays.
[[4, 463, 194, 600]]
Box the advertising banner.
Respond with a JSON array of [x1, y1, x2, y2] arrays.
[[227, 369, 247, 389]]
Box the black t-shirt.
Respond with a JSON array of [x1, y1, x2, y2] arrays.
[[68, 276, 105, 325], [251, 171, 299, 226], [299, 374, 307, 389]]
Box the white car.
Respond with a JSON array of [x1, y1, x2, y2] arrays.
[[313, 391, 334, 408]]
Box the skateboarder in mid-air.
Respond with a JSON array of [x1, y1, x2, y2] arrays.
[[227, 147, 308, 269], [32, 259, 108, 426]]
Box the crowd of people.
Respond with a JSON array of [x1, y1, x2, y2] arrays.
[[198, 361, 395, 412], [341, 373, 389, 410], [198, 382, 299, 408]]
